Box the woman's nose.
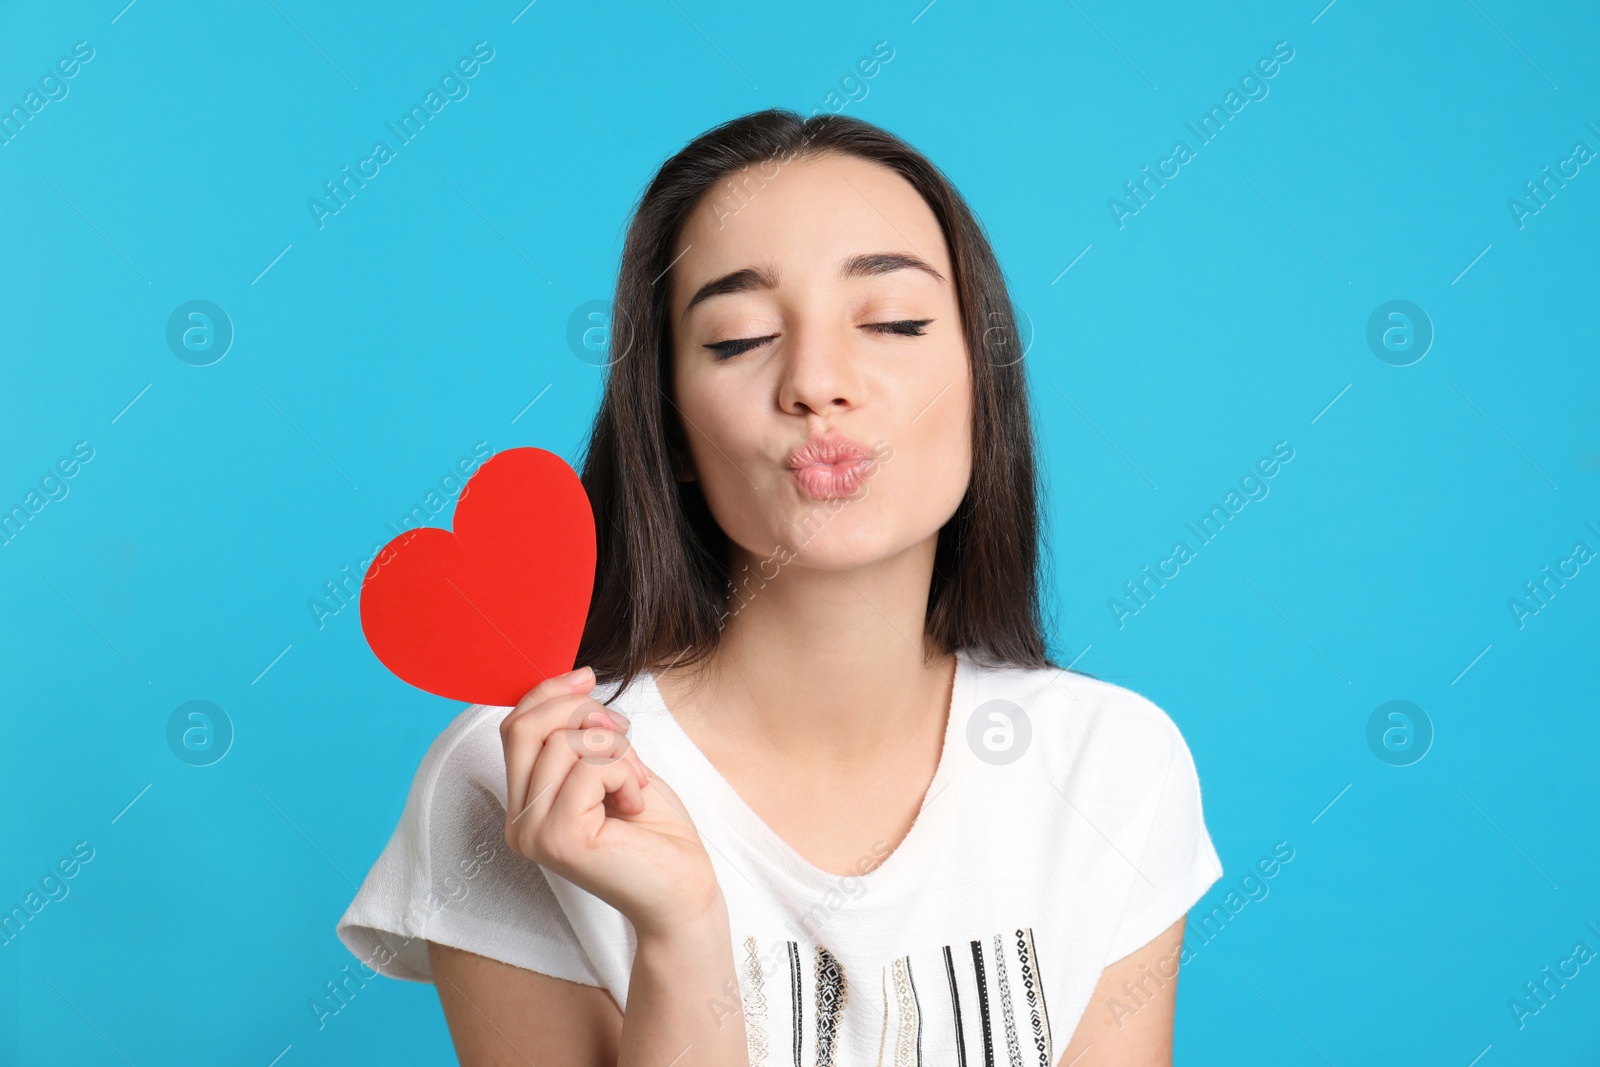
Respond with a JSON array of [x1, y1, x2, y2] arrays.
[[776, 318, 862, 416]]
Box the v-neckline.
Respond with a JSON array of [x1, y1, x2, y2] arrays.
[[640, 649, 971, 905]]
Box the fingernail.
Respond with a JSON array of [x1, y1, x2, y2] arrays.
[[566, 666, 594, 685], [606, 710, 630, 731]]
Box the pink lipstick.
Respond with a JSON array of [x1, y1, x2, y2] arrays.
[[786, 432, 878, 501]]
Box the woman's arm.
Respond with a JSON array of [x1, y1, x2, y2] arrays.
[[427, 667, 751, 1064], [427, 889, 750, 1067], [430, 941, 622, 1066], [1056, 916, 1187, 1066]]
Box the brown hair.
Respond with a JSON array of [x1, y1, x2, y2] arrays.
[[575, 108, 1059, 699]]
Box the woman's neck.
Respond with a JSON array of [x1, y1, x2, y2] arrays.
[[656, 536, 956, 774]]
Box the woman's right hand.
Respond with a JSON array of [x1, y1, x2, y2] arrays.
[[500, 666, 724, 939]]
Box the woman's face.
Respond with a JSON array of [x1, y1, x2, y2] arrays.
[[667, 151, 973, 574]]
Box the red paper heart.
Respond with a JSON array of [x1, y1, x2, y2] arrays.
[[359, 447, 596, 707]]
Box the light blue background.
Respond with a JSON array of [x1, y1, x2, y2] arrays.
[[2, 0, 1597, 1063]]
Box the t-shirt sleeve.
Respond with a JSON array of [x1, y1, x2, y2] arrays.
[[1102, 714, 1224, 966], [335, 705, 605, 989]]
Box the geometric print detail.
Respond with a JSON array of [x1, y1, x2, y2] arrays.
[[741, 935, 770, 1066], [815, 944, 847, 1067], [890, 955, 919, 1067], [953, 928, 1052, 1067], [789, 941, 803, 1066], [971, 938, 995, 1067], [993, 931, 1022, 1066], [732, 929, 1050, 1067], [1016, 927, 1053, 1067]]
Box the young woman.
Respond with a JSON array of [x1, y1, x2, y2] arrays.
[[338, 108, 1223, 1066]]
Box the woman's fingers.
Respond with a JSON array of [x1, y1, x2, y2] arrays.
[[601, 762, 646, 816], [500, 670, 590, 804], [500, 666, 619, 816], [581, 708, 649, 788], [508, 667, 595, 724], [545, 755, 646, 853], [499, 666, 657, 862], [502, 689, 596, 823], [510, 735, 641, 866], [507, 722, 583, 847], [520, 714, 639, 831]]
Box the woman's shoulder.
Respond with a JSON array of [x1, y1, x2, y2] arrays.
[[405, 701, 516, 804], [965, 657, 1193, 768], [334, 689, 630, 987], [959, 657, 1211, 828], [961, 657, 1225, 962]]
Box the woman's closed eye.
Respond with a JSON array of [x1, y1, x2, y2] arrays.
[[868, 318, 933, 338], [704, 319, 934, 360]]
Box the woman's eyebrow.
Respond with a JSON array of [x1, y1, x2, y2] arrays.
[[682, 264, 780, 320], [839, 251, 945, 285], [681, 252, 945, 320]]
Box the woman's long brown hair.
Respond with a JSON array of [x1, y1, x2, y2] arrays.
[[574, 107, 1059, 700]]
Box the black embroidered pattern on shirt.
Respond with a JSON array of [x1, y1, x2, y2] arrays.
[[1016, 927, 1052, 1067], [788, 941, 803, 1067], [992, 932, 1022, 1066], [911, 958, 927, 1066], [969, 938, 995, 1067], [943, 945, 968, 1067], [730, 927, 1049, 1066], [815, 945, 847, 1066]]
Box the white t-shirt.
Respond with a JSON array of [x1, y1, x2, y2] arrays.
[[337, 648, 1223, 1065]]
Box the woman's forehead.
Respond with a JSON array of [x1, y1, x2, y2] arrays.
[[672, 155, 950, 312]]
